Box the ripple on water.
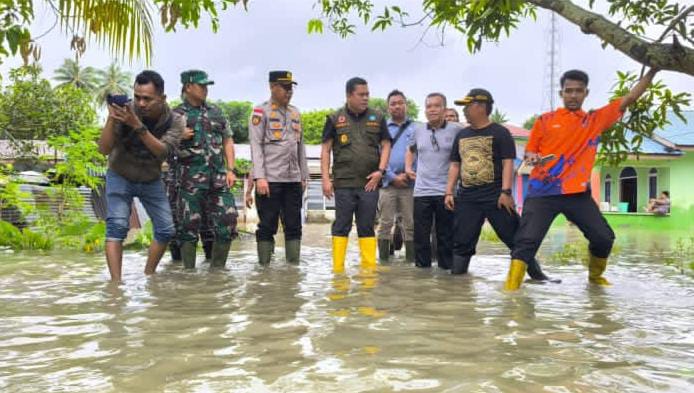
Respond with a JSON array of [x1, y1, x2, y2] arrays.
[[0, 229, 693, 392]]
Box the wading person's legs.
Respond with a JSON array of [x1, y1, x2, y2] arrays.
[[256, 182, 283, 264], [177, 186, 206, 269], [413, 196, 435, 268], [355, 189, 379, 268], [451, 200, 486, 274], [376, 187, 397, 261], [433, 196, 453, 269], [506, 196, 560, 290], [332, 188, 358, 272], [397, 188, 415, 262], [561, 192, 615, 285], [281, 182, 304, 264], [104, 170, 134, 282], [485, 203, 556, 282], [205, 185, 238, 268], [137, 178, 175, 275]]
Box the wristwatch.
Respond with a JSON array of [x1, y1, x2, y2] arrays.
[[379, 168, 386, 176], [501, 189, 512, 196], [133, 125, 147, 136]]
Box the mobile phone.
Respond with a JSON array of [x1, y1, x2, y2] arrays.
[[107, 94, 130, 107], [538, 154, 555, 165]]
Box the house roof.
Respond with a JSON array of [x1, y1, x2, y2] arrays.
[[624, 130, 683, 156], [654, 110, 694, 147], [504, 123, 530, 138]]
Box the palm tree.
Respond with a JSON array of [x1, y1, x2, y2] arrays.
[[53, 58, 98, 93], [94, 62, 132, 106], [490, 109, 509, 124], [56, 0, 154, 61]]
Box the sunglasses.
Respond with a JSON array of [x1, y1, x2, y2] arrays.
[[430, 131, 440, 152]]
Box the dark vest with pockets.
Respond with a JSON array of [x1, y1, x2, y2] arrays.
[[330, 106, 384, 188]]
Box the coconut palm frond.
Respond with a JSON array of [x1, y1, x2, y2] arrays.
[[54, 0, 154, 63], [94, 61, 132, 106], [53, 58, 98, 92]]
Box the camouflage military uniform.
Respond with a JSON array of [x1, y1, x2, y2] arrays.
[[172, 100, 238, 245], [163, 151, 214, 261]]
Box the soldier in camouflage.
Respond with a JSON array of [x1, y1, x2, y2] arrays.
[[172, 70, 238, 269]]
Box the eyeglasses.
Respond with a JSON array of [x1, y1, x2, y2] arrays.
[[430, 131, 440, 152], [278, 84, 294, 92]]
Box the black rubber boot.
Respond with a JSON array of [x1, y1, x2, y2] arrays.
[[202, 240, 214, 262], [169, 242, 181, 263], [527, 258, 561, 283], [451, 255, 471, 275]]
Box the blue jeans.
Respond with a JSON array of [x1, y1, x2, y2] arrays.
[[105, 169, 175, 243]]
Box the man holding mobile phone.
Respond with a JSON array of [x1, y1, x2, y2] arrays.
[[98, 70, 184, 282], [504, 68, 659, 290], [444, 89, 553, 281]]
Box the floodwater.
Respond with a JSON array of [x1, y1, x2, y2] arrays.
[[1, 225, 693, 392]]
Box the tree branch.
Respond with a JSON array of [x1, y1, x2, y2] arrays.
[[526, 0, 694, 76]]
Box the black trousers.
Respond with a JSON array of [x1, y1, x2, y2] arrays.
[[255, 182, 303, 242], [414, 196, 453, 268], [512, 192, 615, 262], [453, 199, 544, 272], [453, 199, 520, 257], [332, 188, 379, 237]]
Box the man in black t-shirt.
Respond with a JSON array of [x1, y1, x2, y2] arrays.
[[444, 89, 555, 282]]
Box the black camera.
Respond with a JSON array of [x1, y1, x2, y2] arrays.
[[107, 94, 130, 107]]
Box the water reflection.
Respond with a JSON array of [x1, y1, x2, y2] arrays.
[[0, 227, 693, 392]]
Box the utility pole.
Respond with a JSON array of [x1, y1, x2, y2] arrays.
[[544, 11, 561, 112]]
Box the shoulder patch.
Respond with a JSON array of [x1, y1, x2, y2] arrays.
[[251, 107, 264, 126]]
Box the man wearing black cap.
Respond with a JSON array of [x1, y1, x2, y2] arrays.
[[249, 71, 309, 265], [444, 88, 553, 281], [173, 69, 238, 269]]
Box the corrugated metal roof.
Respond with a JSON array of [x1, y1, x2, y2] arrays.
[[654, 110, 694, 147], [624, 130, 683, 156]]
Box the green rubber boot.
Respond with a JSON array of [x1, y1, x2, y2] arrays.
[[378, 239, 391, 262], [257, 241, 274, 265], [285, 239, 301, 265], [181, 241, 197, 269], [211, 241, 231, 268]]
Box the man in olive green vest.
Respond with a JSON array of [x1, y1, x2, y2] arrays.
[[320, 77, 392, 272]]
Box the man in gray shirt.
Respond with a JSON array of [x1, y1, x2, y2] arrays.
[[405, 93, 462, 269]]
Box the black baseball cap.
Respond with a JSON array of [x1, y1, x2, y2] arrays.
[[454, 88, 494, 106]]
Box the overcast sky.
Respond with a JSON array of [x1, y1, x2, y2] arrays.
[[2, 0, 692, 125]]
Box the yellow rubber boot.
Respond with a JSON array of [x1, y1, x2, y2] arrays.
[[504, 259, 528, 291], [358, 237, 377, 269], [332, 236, 349, 273], [588, 255, 611, 286]]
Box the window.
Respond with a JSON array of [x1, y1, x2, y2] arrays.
[[604, 174, 612, 204], [648, 168, 658, 199]]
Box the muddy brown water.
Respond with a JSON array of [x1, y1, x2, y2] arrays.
[[1, 225, 693, 392]]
